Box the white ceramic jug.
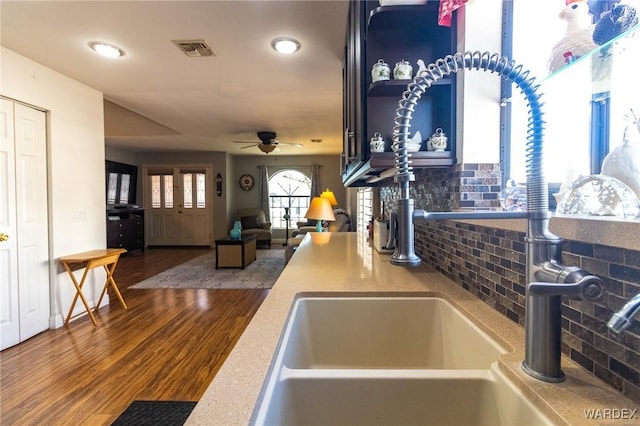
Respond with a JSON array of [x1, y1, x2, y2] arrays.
[[393, 60, 413, 80], [370, 132, 385, 152], [371, 59, 390, 83], [429, 128, 447, 151]]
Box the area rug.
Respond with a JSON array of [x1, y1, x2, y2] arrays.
[[130, 249, 285, 290], [111, 400, 196, 426]]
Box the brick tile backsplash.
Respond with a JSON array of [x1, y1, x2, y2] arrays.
[[379, 162, 640, 403]]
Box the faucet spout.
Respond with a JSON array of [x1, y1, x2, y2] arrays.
[[389, 52, 548, 268], [608, 293, 640, 334], [388, 51, 607, 384]]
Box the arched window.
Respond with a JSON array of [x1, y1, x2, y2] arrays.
[[268, 170, 311, 228]]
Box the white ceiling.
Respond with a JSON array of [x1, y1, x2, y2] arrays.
[[1, 0, 349, 156]]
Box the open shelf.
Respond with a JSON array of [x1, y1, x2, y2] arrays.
[[368, 77, 452, 97]]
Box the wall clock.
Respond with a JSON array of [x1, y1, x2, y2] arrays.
[[239, 174, 255, 190]]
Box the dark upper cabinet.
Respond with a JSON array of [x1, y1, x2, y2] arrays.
[[342, 0, 366, 180], [342, 1, 457, 187]]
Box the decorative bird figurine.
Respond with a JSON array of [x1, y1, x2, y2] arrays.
[[548, 0, 597, 73], [592, 3, 638, 47], [601, 113, 640, 200], [408, 130, 421, 145], [416, 59, 428, 77]]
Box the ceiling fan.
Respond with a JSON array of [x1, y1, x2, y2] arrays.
[[233, 131, 303, 154]]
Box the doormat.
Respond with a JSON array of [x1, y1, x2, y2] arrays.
[[130, 249, 285, 289], [111, 400, 197, 426]]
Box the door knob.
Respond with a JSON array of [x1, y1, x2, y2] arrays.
[[0, 233, 8, 241]]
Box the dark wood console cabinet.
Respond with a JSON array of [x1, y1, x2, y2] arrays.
[[342, 0, 457, 186], [107, 208, 145, 251]]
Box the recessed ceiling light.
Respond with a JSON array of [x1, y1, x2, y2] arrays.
[[271, 37, 301, 55], [88, 41, 125, 58]]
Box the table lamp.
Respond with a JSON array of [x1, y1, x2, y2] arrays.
[[305, 197, 336, 232], [320, 188, 338, 206]]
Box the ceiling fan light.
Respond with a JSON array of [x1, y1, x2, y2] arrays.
[[271, 37, 301, 55], [259, 144, 277, 153]]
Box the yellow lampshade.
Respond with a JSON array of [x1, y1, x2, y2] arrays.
[[305, 197, 336, 222], [320, 188, 338, 206]]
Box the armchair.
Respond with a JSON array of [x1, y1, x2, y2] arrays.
[[293, 219, 316, 237], [292, 209, 352, 237], [236, 208, 272, 248], [328, 209, 352, 232]]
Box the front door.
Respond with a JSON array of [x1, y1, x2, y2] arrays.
[[178, 168, 211, 246], [0, 98, 50, 350], [144, 166, 212, 246]]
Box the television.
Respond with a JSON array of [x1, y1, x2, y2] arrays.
[[106, 160, 138, 208]]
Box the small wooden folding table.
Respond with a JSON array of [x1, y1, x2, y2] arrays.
[[59, 248, 127, 326]]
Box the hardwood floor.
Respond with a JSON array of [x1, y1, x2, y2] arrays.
[[0, 247, 270, 425]]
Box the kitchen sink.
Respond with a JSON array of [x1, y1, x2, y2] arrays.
[[251, 296, 553, 426], [282, 296, 505, 370], [255, 368, 551, 426]]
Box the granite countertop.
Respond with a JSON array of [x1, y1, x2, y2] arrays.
[[186, 232, 639, 425]]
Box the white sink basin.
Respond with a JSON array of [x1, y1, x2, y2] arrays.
[[282, 296, 505, 369], [252, 296, 553, 426], [255, 369, 551, 426]]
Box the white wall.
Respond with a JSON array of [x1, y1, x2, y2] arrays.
[[105, 145, 137, 167], [455, 1, 503, 164], [1, 47, 107, 328]]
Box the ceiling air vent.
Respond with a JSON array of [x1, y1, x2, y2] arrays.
[[172, 39, 215, 57]]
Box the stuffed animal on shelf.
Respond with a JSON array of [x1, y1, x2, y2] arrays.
[[548, 0, 597, 73]]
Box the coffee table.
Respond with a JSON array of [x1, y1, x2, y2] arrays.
[[215, 234, 257, 269]]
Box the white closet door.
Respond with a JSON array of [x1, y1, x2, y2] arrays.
[[0, 99, 50, 350], [0, 99, 20, 348]]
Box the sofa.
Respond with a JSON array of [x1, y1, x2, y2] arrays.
[[292, 208, 352, 236], [236, 208, 272, 248]]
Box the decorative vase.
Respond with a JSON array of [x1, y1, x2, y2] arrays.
[[229, 220, 242, 239]]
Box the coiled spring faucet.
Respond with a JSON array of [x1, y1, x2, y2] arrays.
[[388, 51, 605, 382]]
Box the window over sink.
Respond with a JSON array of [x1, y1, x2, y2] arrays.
[[505, 0, 640, 194]]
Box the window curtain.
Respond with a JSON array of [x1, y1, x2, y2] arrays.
[[310, 164, 320, 198], [260, 165, 271, 221]]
